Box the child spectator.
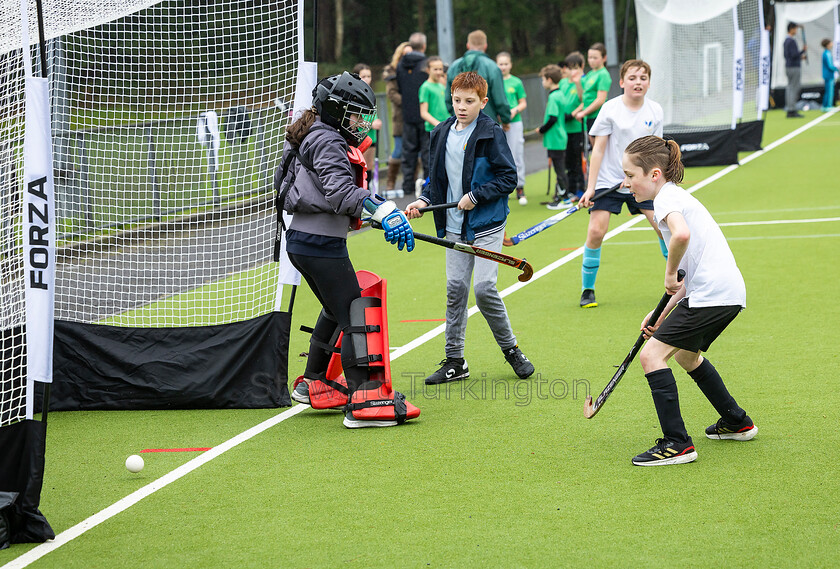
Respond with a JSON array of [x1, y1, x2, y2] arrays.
[[821, 38, 838, 112], [577, 60, 666, 309], [496, 51, 528, 203], [622, 135, 756, 466], [406, 72, 534, 384], [561, 52, 585, 199], [419, 56, 449, 133], [352, 63, 383, 189], [535, 64, 576, 208], [574, 43, 612, 145]]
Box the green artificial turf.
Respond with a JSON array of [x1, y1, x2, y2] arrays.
[[2, 109, 839, 568]]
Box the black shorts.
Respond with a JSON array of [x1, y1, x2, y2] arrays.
[[591, 189, 653, 215], [653, 299, 742, 353]]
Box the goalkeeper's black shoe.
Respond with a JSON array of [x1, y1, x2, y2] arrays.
[[580, 289, 597, 308], [425, 358, 469, 385], [632, 437, 697, 466], [705, 416, 757, 441]]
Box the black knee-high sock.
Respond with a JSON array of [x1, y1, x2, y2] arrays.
[[688, 359, 746, 424], [646, 369, 690, 444]]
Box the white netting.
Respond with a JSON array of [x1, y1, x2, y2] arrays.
[[771, 0, 839, 89], [1, 0, 299, 425], [636, 0, 762, 131]]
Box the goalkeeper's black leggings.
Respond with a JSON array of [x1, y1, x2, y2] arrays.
[[288, 253, 368, 391]]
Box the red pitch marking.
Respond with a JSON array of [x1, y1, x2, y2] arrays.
[[140, 448, 212, 453], [400, 318, 446, 323]]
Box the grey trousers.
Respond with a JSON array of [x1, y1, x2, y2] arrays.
[[785, 66, 801, 112], [444, 228, 516, 358]]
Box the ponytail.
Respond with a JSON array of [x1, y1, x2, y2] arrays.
[[624, 135, 684, 184], [285, 107, 318, 148]]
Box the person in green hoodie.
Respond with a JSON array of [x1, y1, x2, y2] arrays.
[[445, 30, 511, 126]]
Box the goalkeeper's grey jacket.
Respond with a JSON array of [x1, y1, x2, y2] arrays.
[[278, 118, 369, 238]]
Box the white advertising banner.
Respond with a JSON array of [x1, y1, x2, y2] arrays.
[[23, 75, 56, 384]]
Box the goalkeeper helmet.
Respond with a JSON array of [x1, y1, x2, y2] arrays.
[[313, 72, 377, 146]]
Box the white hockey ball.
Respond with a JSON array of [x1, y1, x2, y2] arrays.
[[125, 454, 144, 473], [519, 197, 528, 206]]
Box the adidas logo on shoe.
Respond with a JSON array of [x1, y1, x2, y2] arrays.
[[632, 437, 698, 466], [705, 416, 757, 441]]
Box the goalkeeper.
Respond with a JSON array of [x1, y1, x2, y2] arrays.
[[275, 72, 414, 428]]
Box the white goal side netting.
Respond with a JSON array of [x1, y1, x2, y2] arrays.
[[636, 0, 762, 131], [1, 0, 299, 425]]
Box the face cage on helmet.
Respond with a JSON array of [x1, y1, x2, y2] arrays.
[[338, 99, 376, 143]]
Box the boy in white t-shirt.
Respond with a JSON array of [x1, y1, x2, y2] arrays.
[[577, 60, 668, 309], [621, 135, 756, 467]]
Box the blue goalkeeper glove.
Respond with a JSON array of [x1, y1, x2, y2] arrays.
[[363, 198, 415, 252]]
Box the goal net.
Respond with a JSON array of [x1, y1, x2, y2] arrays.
[[635, 0, 764, 164], [1, 0, 302, 420]]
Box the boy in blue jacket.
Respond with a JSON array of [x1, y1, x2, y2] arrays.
[[407, 72, 535, 385]]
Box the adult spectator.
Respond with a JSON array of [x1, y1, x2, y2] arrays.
[[396, 32, 430, 196], [383, 41, 411, 196], [783, 22, 807, 118], [445, 30, 511, 125]]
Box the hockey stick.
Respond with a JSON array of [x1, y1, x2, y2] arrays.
[[583, 269, 685, 419], [503, 183, 621, 246], [800, 26, 808, 65], [413, 231, 533, 281], [545, 157, 552, 196], [416, 201, 459, 213]]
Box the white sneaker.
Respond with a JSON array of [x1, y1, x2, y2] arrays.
[[291, 381, 310, 404], [343, 412, 398, 429]]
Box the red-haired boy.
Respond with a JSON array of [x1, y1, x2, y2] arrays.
[[407, 72, 535, 384]]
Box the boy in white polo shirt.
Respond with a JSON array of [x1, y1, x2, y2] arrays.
[[577, 60, 667, 309], [621, 135, 757, 467]]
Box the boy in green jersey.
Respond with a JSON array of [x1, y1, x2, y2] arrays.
[[573, 43, 612, 145], [419, 56, 450, 133], [535, 65, 576, 209]]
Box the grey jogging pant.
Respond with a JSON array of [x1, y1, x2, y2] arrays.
[[444, 228, 517, 359]]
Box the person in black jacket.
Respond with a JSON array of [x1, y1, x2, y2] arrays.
[[396, 32, 430, 197]]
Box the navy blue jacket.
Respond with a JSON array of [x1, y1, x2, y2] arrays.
[[420, 112, 517, 241], [784, 36, 805, 68]]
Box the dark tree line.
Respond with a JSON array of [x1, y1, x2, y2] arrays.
[[308, 0, 638, 72]]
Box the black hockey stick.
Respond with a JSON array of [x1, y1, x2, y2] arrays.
[[583, 270, 685, 419], [416, 201, 459, 213]]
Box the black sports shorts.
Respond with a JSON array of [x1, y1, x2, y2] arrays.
[[591, 189, 653, 215], [653, 299, 742, 353]]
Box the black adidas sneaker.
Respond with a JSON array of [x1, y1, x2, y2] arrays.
[[705, 416, 757, 441], [632, 437, 698, 466], [425, 358, 469, 385]]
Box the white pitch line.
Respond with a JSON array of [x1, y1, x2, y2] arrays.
[[6, 109, 837, 569], [609, 233, 840, 246], [0, 404, 310, 569], [625, 216, 840, 231]]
